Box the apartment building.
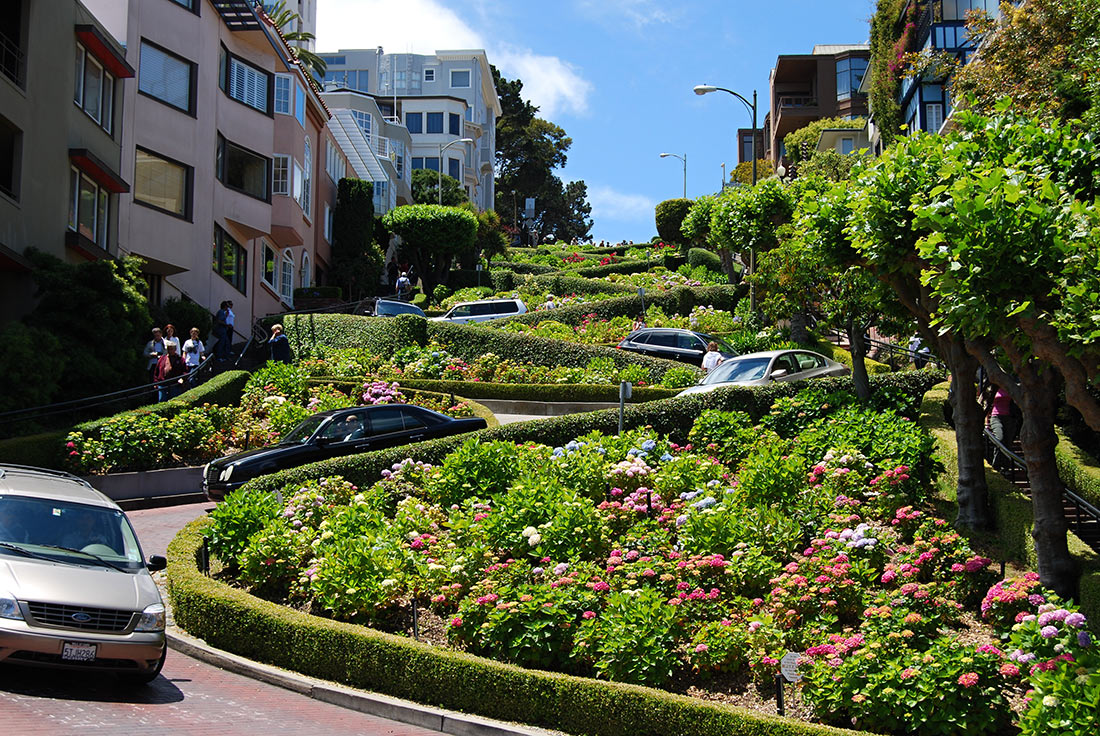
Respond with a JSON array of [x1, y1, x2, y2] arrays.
[[88, 0, 348, 340], [318, 48, 501, 212], [0, 0, 133, 322], [764, 44, 870, 166], [894, 0, 1002, 135], [322, 89, 413, 212]]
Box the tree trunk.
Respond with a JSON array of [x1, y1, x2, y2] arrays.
[[846, 323, 871, 401], [945, 346, 992, 531], [718, 248, 739, 284], [789, 312, 811, 345], [1017, 369, 1078, 600]]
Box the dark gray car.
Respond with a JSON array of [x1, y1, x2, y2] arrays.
[[617, 328, 737, 366]]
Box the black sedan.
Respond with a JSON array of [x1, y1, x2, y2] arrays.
[[616, 328, 737, 366], [203, 405, 486, 501]]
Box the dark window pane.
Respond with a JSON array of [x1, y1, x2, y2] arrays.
[[406, 112, 422, 133], [426, 112, 443, 134], [449, 113, 460, 135]]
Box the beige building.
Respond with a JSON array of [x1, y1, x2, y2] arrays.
[[0, 0, 133, 322], [95, 0, 347, 342]]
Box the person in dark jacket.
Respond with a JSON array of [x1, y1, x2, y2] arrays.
[[269, 324, 292, 363], [154, 343, 188, 401]]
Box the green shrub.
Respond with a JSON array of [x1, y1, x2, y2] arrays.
[[0, 430, 68, 469], [655, 198, 693, 244], [574, 588, 684, 687], [688, 248, 723, 273], [812, 339, 891, 375], [499, 285, 744, 329], [687, 410, 757, 466], [393, 313, 428, 350], [203, 486, 282, 561], [150, 297, 213, 340]]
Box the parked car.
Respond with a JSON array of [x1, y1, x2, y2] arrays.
[[430, 298, 527, 324], [364, 298, 426, 318], [617, 328, 738, 366], [0, 465, 168, 685], [677, 349, 849, 395], [203, 405, 487, 500]]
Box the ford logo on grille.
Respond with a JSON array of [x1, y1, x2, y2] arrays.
[[71, 612, 92, 623]]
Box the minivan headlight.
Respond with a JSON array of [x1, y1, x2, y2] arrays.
[[0, 595, 23, 621], [134, 603, 165, 632]]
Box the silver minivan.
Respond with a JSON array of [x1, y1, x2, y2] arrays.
[[0, 465, 167, 685], [430, 298, 527, 324]]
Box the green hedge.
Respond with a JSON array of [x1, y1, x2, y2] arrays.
[[688, 248, 723, 273], [919, 385, 1100, 627], [72, 370, 252, 435], [0, 430, 69, 469], [524, 272, 637, 297], [242, 372, 941, 498], [167, 518, 870, 736], [572, 259, 657, 279], [282, 314, 687, 383], [310, 377, 680, 404], [499, 285, 745, 329], [1055, 429, 1100, 514], [812, 339, 892, 376]]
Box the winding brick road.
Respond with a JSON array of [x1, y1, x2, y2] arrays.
[[0, 502, 439, 735]]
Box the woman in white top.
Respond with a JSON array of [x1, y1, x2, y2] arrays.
[[182, 327, 205, 370], [163, 324, 182, 354], [701, 341, 724, 372]]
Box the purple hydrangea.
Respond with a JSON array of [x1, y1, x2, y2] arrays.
[[1079, 631, 1092, 648], [1040, 625, 1059, 639], [1064, 612, 1087, 628]]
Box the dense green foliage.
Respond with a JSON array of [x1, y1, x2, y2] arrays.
[[384, 204, 478, 299], [411, 169, 467, 206], [867, 0, 906, 147], [654, 199, 692, 244], [150, 297, 213, 341], [331, 178, 382, 300], [782, 118, 866, 165]]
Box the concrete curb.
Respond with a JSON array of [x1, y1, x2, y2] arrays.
[[166, 629, 561, 736]]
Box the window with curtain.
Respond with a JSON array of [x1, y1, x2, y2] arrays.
[[134, 147, 190, 217], [139, 41, 194, 113]]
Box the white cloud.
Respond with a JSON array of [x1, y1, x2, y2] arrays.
[[588, 185, 657, 221], [316, 0, 592, 117], [573, 0, 672, 29]]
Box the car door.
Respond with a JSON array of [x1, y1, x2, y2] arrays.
[[447, 305, 474, 323], [366, 406, 429, 450], [643, 331, 679, 360], [314, 413, 375, 459], [769, 352, 804, 382], [794, 351, 829, 379], [676, 333, 709, 366], [619, 331, 650, 356]]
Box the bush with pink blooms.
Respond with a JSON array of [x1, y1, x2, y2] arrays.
[[205, 386, 1097, 734]]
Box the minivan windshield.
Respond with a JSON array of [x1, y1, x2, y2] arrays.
[[703, 356, 771, 384], [282, 414, 328, 444], [0, 495, 144, 570]]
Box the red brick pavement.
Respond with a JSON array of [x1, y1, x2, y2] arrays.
[[0, 503, 440, 735]]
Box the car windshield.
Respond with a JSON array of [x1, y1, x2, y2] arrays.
[[282, 414, 328, 444], [0, 495, 143, 570], [703, 356, 771, 384]]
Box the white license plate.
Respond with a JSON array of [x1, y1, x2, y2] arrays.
[[61, 642, 97, 662]]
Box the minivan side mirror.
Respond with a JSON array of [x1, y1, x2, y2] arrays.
[[147, 555, 167, 572]]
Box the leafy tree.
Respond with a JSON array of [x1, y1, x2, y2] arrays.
[[951, 0, 1100, 131], [782, 117, 866, 165], [411, 169, 468, 206], [730, 159, 775, 186], [710, 178, 794, 290], [331, 178, 383, 300], [473, 208, 510, 264], [654, 198, 692, 244], [491, 67, 593, 242], [262, 1, 327, 80], [383, 204, 477, 299], [794, 149, 865, 182]]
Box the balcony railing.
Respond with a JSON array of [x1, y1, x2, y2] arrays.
[[777, 96, 818, 110], [0, 29, 26, 89]]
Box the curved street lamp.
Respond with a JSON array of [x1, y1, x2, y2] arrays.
[[658, 152, 687, 198], [695, 83, 759, 311], [438, 137, 474, 205]]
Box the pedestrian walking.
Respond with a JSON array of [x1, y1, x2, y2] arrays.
[[908, 334, 930, 369], [154, 343, 188, 402], [395, 272, 412, 302], [212, 301, 230, 361], [986, 385, 1021, 468], [144, 327, 166, 380], [268, 324, 292, 364], [701, 341, 725, 373]]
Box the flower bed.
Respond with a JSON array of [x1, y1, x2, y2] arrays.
[[199, 381, 1096, 734], [62, 364, 491, 475]]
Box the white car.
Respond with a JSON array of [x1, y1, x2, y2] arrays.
[[430, 298, 527, 324], [0, 466, 167, 685], [678, 349, 849, 396]]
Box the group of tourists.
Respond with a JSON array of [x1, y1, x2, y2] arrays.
[[143, 324, 206, 401]]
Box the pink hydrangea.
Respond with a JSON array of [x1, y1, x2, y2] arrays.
[[958, 672, 979, 688]]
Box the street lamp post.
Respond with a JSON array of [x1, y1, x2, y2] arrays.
[[438, 137, 474, 205], [694, 83, 759, 312], [720, 162, 726, 191], [658, 152, 687, 198]]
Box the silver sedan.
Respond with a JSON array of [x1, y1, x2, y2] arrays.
[[678, 349, 849, 396]]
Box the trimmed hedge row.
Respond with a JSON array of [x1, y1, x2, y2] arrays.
[[309, 377, 680, 404], [524, 272, 638, 297], [499, 285, 746, 329], [241, 371, 942, 498], [813, 339, 892, 376], [1054, 429, 1100, 516], [73, 370, 252, 435], [168, 518, 871, 736], [919, 385, 1100, 627], [0, 430, 69, 469], [572, 259, 660, 279], [282, 314, 688, 383]]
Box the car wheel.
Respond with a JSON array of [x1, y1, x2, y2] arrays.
[[118, 646, 166, 687]]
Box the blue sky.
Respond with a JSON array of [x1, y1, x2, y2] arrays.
[[317, 0, 879, 242]]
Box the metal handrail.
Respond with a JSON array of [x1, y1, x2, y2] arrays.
[[983, 428, 1100, 545]]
